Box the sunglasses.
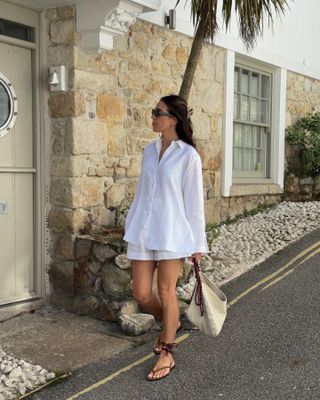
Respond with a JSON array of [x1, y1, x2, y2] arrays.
[[151, 108, 174, 118]]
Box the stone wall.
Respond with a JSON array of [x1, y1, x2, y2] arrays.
[[45, 6, 282, 310]]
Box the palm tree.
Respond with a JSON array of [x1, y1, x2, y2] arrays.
[[178, 0, 288, 101]]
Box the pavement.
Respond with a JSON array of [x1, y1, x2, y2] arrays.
[[0, 305, 162, 374]]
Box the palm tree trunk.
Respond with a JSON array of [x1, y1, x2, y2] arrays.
[[179, 16, 207, 101]]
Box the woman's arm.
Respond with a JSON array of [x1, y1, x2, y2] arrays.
[[182, 155, 209, 257]]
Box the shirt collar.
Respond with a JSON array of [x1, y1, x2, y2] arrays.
[[155, 137, 185, 153]]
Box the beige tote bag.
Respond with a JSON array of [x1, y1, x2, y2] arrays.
[[186, 259, 227, 337]]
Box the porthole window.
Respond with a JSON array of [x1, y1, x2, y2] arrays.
[[0, 73, 18, 138]]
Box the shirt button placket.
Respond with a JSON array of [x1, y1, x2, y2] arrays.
[[141, 164, 158, 242]]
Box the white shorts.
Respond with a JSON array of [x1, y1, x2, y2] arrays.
[[126, 229, 191, 262]]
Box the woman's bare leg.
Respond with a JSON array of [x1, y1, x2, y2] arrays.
[[147, 258, 182, 380], [132, 260, 163, 321]]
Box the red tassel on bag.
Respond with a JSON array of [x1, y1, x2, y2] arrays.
[[192, 257, 204, 316]]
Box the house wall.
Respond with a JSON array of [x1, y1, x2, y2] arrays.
[[144, 0, 320, 81], [45, 6, 283, 308]]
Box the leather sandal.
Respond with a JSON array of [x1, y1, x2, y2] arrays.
[[153, 322, 182, 355], [147, 343, 177, 381]]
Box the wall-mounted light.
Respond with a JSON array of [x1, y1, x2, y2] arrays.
[[48, 65, 67, 92], [165, 9, 176, 30], [48, 71, 59, 86]]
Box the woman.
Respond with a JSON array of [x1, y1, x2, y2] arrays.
[[123, 95, 209, 381]]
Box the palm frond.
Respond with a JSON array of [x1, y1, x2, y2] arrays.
[[175, 0, 219, 41], [222, 0, 289, 49]]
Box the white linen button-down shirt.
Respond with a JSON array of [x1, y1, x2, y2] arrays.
[[123, 137, 209, 254]]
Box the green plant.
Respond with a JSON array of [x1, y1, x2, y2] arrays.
[[206, 222, 220, 248], [286, 111, 320, 176]]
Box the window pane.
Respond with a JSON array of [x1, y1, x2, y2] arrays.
[[250, 98, 259, 123], [0, 82, 10, 128], [261, 100, 269, 123], [255, 150, 262, 171], [241, 69, 249, 94], [233, 94, 240, 119], [233, 123, 242, 146], [241, 95, 249, 121], [233, 148, 242, 171], [243, 125, 251, 147], [251, 72, 259, 97], [0, 18, 35, 42], [256, 127, 262, 148], [243, 148, 251, 170], [261, 75, 270, 99], [234, 67, 240, 92]]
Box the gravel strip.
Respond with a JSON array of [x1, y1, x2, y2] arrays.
[[177, 201, 320, 300], [0, 350, 55, 399]]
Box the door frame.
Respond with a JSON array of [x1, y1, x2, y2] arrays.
[[0, 1, 45, 309]]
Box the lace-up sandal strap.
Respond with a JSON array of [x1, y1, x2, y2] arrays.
[[161, 342, 178, 354]]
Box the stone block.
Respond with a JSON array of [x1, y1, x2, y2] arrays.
[[105, 183, 126, 207], [100, 299, 117, 322], [49, 92, 85, 118], [50, 177, 78, 208], [145, 78, 163, 94], [118, 314, 155, 336], [214, 50, 225, 83], [48, 45, 74, 69], [88, 261, 102, 275], [115, 254, 131, 270], [48, 207, 88, 233], [107, 126, 126, 157], [96, 93, 125, 123], [126, 136, 149, 156], [127, 157, 141, 178], [96, 166, 107, 177], [90, 51, 117, 74], [75, 238, 93, 259], [54, 233, 75, 259], [176, 47, 188, 65], [162, 44, 176, 61], [118, 158, 130, 168], [101, 263, 131, 300], [93, 243, 118, 262], [50, 18, 75, 44], [79, 295, 100, 317], [80, 177, 104, 207], [300, 177, 314, 186], [49, 261, 74, 295], [97, 207, 116, 226], [118, 301, 140, 316], [205, 198, 221, 224]]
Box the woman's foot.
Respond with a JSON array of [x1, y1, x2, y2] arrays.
[[153, 321, 182, 355], [147, 350, 175, 381]]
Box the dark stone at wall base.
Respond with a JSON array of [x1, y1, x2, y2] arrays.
[[100, 263, 132, 300]]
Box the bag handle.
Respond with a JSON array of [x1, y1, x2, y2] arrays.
[[192, 257, 204, 316]]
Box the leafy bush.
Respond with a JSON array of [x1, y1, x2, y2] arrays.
[[286, 111, 320, 176]]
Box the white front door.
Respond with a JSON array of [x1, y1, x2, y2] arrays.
[[0, 40, 36, 305]]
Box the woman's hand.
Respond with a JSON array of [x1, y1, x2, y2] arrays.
[[191, 252, 202, 264]]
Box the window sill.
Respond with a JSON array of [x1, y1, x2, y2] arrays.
[[230, 182, 282, 196]]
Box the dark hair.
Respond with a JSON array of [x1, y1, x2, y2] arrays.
[[160, 95, 196, 149]]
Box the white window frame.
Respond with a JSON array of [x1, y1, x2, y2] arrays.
[[222, 50, 287, 197], [233, 63, 272, 179]]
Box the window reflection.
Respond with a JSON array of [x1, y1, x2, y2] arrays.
[[0, 82, 10, 128]]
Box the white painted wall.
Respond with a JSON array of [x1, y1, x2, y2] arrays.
[[140, 0, 320, 80]]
